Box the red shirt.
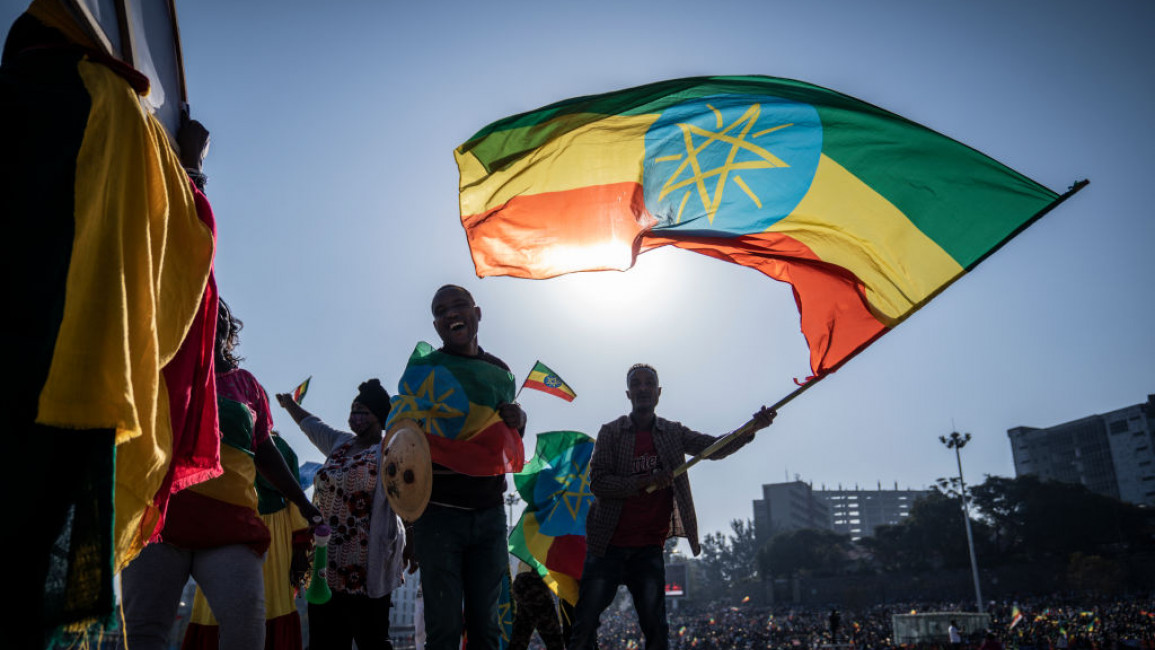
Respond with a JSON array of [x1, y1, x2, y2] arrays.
[[610, 429, 673, 547]]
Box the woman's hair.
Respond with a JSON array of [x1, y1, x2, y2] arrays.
[[215, 298, 244, 371]]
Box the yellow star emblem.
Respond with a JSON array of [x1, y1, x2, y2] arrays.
[[392, 369, 465, 437], [546, 458, 592, 522], [654, 103, 793, 224]]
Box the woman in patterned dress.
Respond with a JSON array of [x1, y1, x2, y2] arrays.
[[276, 379, 409, 650]]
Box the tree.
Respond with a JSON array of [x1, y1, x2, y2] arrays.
[[858, 491, 992, 572], [758, 528, 851, 578], [969, 474, 1155, 561]]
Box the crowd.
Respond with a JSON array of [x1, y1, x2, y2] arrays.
[[538, 596, 1155, 650]]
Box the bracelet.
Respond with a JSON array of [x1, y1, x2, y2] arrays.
[[185, 168, 208, 191]]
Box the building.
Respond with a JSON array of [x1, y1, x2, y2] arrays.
[[1008, 394, 1155, 506], [752, 480, 831, 548], [815, 485, 930, 541]]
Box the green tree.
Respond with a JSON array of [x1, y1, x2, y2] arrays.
[[969, 474, 1154, 560], [758, 528, 851, 578]]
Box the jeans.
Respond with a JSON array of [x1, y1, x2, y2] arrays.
[[567, 545, 667, 650], [413, 504, 507, 650]]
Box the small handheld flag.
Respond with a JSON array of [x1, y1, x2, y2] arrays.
[[521, 361, 577, 402], [292, 376, 311, 404]]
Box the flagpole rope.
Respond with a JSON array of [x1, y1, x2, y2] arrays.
[[652, 178, 1090, 491]]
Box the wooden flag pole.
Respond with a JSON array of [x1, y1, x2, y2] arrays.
[[646, 374, 826, 492], [650, 178, 1091, 492]]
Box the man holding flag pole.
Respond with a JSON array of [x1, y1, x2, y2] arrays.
[[567, 363, 775, 650]]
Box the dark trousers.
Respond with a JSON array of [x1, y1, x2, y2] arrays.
[[510, 573, 564, 650], [308, 591, 393, 650], [413, 504, 508, 650], [567, 545, 667, 650]]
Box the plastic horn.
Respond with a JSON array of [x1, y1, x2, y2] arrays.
[[305, 524, 333, 605]]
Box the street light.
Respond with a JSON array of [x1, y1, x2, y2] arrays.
[[504, 492, 521, 528], [939, 431, 984, 612]]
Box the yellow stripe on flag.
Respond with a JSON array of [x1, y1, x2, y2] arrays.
[[457, 114, 658, 216], [771, 154, 963, 324]]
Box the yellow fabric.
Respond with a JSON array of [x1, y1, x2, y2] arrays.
[[772, 154, 963, 325], [457, 114, 654, 215], [521, 507, 579, 605], [189, 505, 310, 624], [34, 59, 214, 569], [188, 446, 260, 511]]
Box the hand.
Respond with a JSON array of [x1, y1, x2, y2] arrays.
[[300, 503, 323, 526], [751, 406, 777, 432], [289, 545, 309, 588], [497, 403, 526, 431], [639, 471, 673, 493], [275, 393, 295, 409], [177, 116, 210, 170]]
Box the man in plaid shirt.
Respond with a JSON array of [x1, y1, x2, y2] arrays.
[[567, 364, 776, 650]]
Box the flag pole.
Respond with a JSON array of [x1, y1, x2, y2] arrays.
[[655, 178, 1091, 490], [514, 360, 539, 400], [651, 374, 825, 490]]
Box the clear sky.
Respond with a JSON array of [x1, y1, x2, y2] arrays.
[[8, 0, 1153, 544]]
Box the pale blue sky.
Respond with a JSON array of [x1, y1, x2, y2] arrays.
[[7, 0, 1153, 541]]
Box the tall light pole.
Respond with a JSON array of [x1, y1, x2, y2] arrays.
[[939, 431, 984, 612], [504, 492, 521, 529]]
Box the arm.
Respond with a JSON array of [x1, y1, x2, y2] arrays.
[[683, 406, 776, 459], [254, 437, 322, 523], [275, 392, 314, 425], [588, 422, 647, 499], [275, 392, 352, 456]]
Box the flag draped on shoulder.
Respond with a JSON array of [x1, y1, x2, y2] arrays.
[[509, 431, 595, 605], [387, 342, 525, 476], [522, 361, 577, 402], [455, 75, 1068, 379]]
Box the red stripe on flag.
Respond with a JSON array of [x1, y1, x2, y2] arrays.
[[644, 231, 888, 376], [524, 381, 576, 402], [545, 534, 588, 580], [426, 420, 525, 476], [463, 183, 651, 279]]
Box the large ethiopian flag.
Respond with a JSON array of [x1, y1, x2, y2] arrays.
[[455, 76, 1073, 377]]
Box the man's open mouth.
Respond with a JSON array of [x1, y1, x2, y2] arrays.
[[449, 321, 465, 332]]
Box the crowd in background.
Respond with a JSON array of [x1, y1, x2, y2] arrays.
[[530, 595, 1155, 650]]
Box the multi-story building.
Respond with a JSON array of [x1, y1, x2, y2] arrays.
[[1008, 394, 1155, 506], [815, 485, 930, 541], [752, 480, 831, 548]]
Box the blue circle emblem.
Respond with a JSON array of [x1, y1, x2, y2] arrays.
[[642, 95, 821, 236], [533, 442, 595, 535], [388, 365, 469, 439]]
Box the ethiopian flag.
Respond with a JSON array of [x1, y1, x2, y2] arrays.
[[292, 376, 311, 404], [387, 342, 525, 476], [522, 361, 577, 402], [455, 76, 1070, 377], [509, 431, 595, 605]]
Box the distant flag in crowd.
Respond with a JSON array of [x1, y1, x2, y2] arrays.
[[298, 461, 323, 490], [455, 76, 1080, 382], [521, 361, 577, 402], [508, 431, 595, 605], [292, 376, 311, 404], [387, 342, 525, 476], [1010, 606, 1024, 629], [497, 568, 514, 649]]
